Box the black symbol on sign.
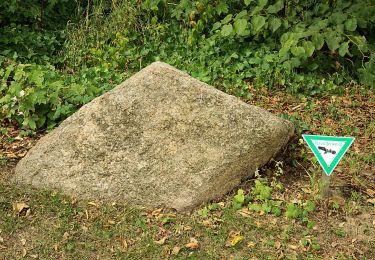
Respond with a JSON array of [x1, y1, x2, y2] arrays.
[[318, 146, 336, 155]]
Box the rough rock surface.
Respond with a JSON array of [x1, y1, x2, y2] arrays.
[[13, 62, 294, 211]]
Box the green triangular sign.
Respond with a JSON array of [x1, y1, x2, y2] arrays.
[[302, 135, 355, 176]]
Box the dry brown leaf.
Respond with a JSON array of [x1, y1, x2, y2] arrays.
[[218, 202, 225, 208], [30, 254, 38, 259], [71, 196, 78, 205], [183, 225, 192, 231], [185, 237, 199, 250], [118, 237, 128, 251], [20, 238, 26, 246], [63, 232, 69, 241], [22, 248, 27, 257], [88, 201, 98, 207], [25, 209, 31, 217], [202, 219, 215, 228], [247, 241, 256, 248], [237, 208, 251, 218], [154, 236, 168, 245], [289, 244, 298, 250], [152, 208, 163, 217], [225, 231, 244, 247], [0, 236, 4, 243], [367, 198, 375, 204], [171, 246, 180, 255], [329, 195, 345, 206], [107, 220, 116, 225], [275, 241, 282, 249], [12, 202, 29, 214], [365, 189, 375, 197]]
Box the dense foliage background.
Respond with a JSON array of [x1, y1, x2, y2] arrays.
[[1, 0, 374, 130]]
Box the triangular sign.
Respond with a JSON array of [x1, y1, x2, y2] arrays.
[[302, 134, 355, 176]]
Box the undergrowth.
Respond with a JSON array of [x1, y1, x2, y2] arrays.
[[1, 0, 374, 129]]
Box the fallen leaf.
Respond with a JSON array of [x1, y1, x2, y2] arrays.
[[0, 236, 3, 243], [275, 240, 282, 249], [329, 195, 345, 206], [25, 208, 31, 217], [63, 232, 69, 241], [12, 202, 29, 215], [289, 244, 298, 250], [22, 248, 27, 257], [71, 196, 78, 205], [171, 246, 180, 255], [367, 198, 375, 204], [88, 201, 98, 207], [237, 208, 251, 218], [152, 208, 163, 217], [118, 237, 128, 251], [154, 236, 168, 245], [202, 219, 215, 228], [185, 237, 199, 250], [20, 238, 26, 246], [183, 225, 192, 231], [247, 241, 256, 248], [107, 220, 116, 225], [225, 231, 244, 247], [365, 189, 375, 197], [30, 254, 38, 259]]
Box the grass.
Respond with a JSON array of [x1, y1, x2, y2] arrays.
[[0, 84, 374, 259]]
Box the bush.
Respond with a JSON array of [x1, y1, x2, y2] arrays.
[[1, 0, 374, 130]]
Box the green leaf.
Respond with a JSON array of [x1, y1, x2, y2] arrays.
[[234, 189, 245, 204], [325, 32, 340, 51], [312, 34, 325, 50], [279, 46, 290, 59], [23, 117, 37, 130], [330, 11, 347, 25], [251, 16, 266, 34], [235, 10, 248, 20], [258, 0, 268, 8], [338, 41, 349, 57], [303, 41, 315, 57], [215, 1, 228, 14], [244, 0, 252, 6], [234, 19, 249, 36], [212, 22, 221, 31], [351, 36, 368, 52], [270, 17, 281, 32], [286, 203, 301, 219], [345, 18, 357, 31], [9, 82, 22, 96], [291, 46, 305, 57], [28, 69, 44, 86], [249, 203, 262, 212], [304, 201, 316, 212], [267, 0, 284, 14], [221, 24, 233, 37], [221, 14, 233, 24]]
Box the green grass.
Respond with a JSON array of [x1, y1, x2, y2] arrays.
[[1, 86, 374, 259]]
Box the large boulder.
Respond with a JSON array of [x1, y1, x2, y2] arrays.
[[13, 62, 294, 210]]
